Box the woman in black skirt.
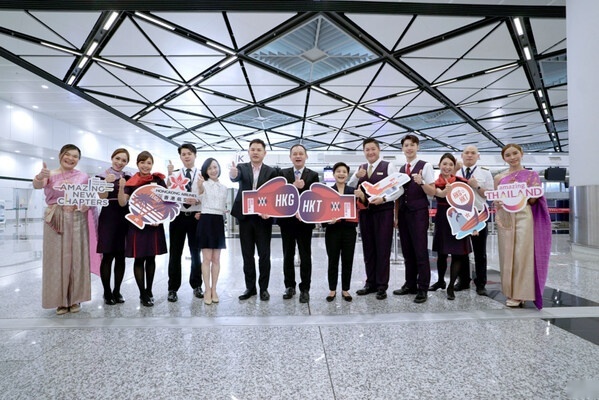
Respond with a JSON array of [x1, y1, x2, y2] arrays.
[[429, 153, 472, 300], [118, 151, 168, 307], [97, 148, 131, 305], [196, 158, 227, 305]]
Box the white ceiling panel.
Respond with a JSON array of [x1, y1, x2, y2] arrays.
[[399, 15, 483, 49], [31, 11, 101, 49], [155, 12, 234, 48], [346, 13, 413, 51], [531, 18, 566, 55], [465, 22, 519, 60], [361, 63, 419, 100], [227, 12, 297, 49]]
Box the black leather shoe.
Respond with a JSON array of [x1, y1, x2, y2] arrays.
[[299, 291, 310, 303], [356, 286, 376, 296], [113, 292, 125, 303], [326, 292, 336, 302], [476, 287, 488, 296], [428, 281, 446, 291], [393, 286, 417, 296], [414, 290, 427, 303], [283, 287, 296, 299], [376, 290, 387, 300], [239, 289, 257, 300], [454, 281, 470, 292], [342, 292, 353, 302], [260, 290, 270, 301], [167, 291, 178, 302], [193, 287, 204, 299], [104, 294, 116, 305], [147, 290, 154, 302]]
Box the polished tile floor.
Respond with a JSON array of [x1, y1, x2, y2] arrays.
[[1, 222, 598, 399]]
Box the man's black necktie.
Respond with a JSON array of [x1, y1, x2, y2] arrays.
[[465, 167, 471, 179], [184, 169, 192, 209]]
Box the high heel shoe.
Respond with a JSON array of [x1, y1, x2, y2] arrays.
[[342, 291, 353, 302], [326, 292, 336, 302], [113, 292, 125, 303], [506, 298, 524, 307], [429, 281, 446, 291], [446, 285, 455, 300], [104, 294, 116, 305], [212, 292, 219, 303], [140, 294, 154, 307]]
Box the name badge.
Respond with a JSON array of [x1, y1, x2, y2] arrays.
[[376, 172, 383, 175]]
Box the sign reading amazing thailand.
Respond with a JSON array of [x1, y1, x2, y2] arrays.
[[126, 184, 181, 229], [242, 177, 356, 223], [54, 177, 113, 207], [485, 182, 544, 213], [445, 181, 489, 239]]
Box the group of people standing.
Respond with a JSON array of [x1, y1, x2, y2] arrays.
[[33, 136, 551, 315]]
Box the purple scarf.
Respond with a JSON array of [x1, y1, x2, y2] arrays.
[[500, 170, 552, 309]]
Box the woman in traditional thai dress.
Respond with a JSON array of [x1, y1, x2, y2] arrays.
[[97, 148, 131, 305], [494, 144, 551, 309], [118, 151, 167, 307], [429, 153, 472, 300], [33, 144, 92, 315]]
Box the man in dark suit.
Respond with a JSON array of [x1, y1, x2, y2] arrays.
[[278, 144, 319, 303], [230, 139, 279, 301]]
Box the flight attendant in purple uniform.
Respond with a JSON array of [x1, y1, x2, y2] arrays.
[[393, 134, 436, 303], [348, 138, 403, 300]]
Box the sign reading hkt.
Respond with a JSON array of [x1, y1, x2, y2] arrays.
[[54, 177, 113, 207], [242, 177, 356, 223], [485, 182, 544, 213], [445, 181, 490, 239]]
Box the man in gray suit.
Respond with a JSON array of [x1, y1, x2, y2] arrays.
[[230, 139, 279, 301]]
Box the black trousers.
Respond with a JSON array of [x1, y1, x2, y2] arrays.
[[397, 207, 431, 290], [460, 224, 488, 289], [167, 213, 202, 292], [239, 216, 273, 292], [325, 225, 357, 291], [281, 223, 314, 292]]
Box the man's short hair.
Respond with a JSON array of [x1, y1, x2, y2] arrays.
[[289, 144, 307, 154], [178, 143, 197, 155], [401, 134, 420, 145], [249, 139, 267, 149], [362, 138, 380, 149]]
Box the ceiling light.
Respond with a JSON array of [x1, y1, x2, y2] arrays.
[[341, 99, 355, 106], [174, 87, 188, 94], [378, 114, 389, 121], [338, 106, 353, 112], [311, 86, 328, 95], [523, 46, 532, 60], [514, 18, 524, 36], [459, 100, 479, 107], [542, 102, 547, 109], [507, 89, 534, 98], [196, 87, 214, 94], [155, 99, 166, 106], [361, 99, 377, 106], [159, 76, 180, 85], [188, 76, 205, 86], [32, 105, 38, 109], [86, 41, 99, 56], [67, 75, 76, 85], [397, 88, 420, 96], [93, 57, 126, 69], [218, 56, 238, 68], [41, 85, 48, 89], [484, 63, 518, 74], [134, 12, 175, 30], [206, 41, 235, 55], [15, 150, 20, 153], [537, 89, 543, 98], [40, 41, 81, 56], [146, 105, 156, 112], [236, 98, 253, 105], [357, 106, 369, 112], [431, 79, 457, 88], [132, 114, 141, 120], [77, 56, 89, 69], [546, 118, 551, 123], [543, 109, 549, 115], [103, 12, 119, 31]]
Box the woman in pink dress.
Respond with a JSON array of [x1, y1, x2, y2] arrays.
[[494, 144, 551, 309], [33, 144, 92, 315]]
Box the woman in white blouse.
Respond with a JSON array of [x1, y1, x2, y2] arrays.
[[196, 157, 228, 305]]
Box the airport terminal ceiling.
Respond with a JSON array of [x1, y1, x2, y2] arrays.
[[0, 1, 567, 157]]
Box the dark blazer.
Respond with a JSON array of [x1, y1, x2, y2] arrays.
[[322, 184, 358, 229], [276, 167, 319, 228], [230, 162, 279, 221]]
